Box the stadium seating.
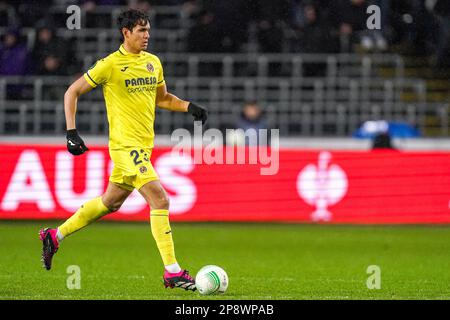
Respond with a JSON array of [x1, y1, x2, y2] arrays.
[[0, 4, 449, 137]]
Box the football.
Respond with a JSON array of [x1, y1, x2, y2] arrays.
[[195, 265, 229, 295]]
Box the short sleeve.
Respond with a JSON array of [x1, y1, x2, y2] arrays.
[[83, 58, 112, 88], [156, 57, 165, 87]]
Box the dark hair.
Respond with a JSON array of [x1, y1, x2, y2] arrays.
[[244, 100, 259, 106], [117, 9, 150, 39]]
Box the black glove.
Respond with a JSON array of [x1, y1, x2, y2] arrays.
[[66, 129, 89, 156], [187, 102, 208, 125]]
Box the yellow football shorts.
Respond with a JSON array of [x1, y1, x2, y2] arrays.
[[109, 147, 159, 191]]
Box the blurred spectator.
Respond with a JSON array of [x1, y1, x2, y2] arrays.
[[31, 25, 77, 100], [292, 3, 336, 53], [256, 19, 284, 53], [371, 132, 396, 149], [238, 102, 266, 131], [291, 2, 337, 76], [236, 101, 268, 146], [329, 0, 368, 52], [187, 10, 221, 52], [13, 0, 50, 28], [129, 0, 153, 20], [82, 0, 128, 28], [0, 1, 18, 27], [330, 0, 386, 52], [39, 54, 68, 100], [201, 0, 252, 52], [38, 55, 65, 76], [433, 0, 450, 67], [31, 26, 71, 76], [0, 29, 29, 75], [388, 0, 436, 56], [409, 0, 436, 56], [0, 28, 31, 100], [254, 0, 290, 53], [186, 9, 223, 75]]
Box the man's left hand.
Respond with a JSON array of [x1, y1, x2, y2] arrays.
[[187, 102, 208, 125]]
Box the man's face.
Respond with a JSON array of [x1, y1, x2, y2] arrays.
[[244, 104, 261, 120], [4, 33, 17, 47], [123, 20, 150, 51], [38, 28, 52, 43]]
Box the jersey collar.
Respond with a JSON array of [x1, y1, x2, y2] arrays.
[[118, 44, 142, 57]]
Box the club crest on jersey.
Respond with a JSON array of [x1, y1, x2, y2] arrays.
[[146, 63, 154, 73], [140, 166, 148, 174]]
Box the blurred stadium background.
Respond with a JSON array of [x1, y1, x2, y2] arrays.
[[1, 0, 450, 138], [1, 0, 450, 300]]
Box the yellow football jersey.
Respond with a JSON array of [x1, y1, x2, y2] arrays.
[[83, 44, 165, 149]]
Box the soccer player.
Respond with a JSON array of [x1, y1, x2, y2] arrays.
[[38, 9, 207, 291]]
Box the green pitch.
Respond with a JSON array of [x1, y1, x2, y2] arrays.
[[1, 221, 450, 300]]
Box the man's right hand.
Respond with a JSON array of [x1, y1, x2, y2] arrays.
[[66, 129, 89, 155]]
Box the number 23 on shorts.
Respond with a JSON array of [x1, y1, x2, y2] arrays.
[[129, 149, 150, 166]]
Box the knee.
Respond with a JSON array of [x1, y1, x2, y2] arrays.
[[152, 192, 170, 210]]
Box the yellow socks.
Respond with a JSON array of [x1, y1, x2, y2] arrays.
[[58, 201, 178, 269], [150, 209, 177, 266], [58, 197, 111, 238]]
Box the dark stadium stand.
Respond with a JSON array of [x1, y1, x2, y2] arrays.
[[0, 0, 449, 137]]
